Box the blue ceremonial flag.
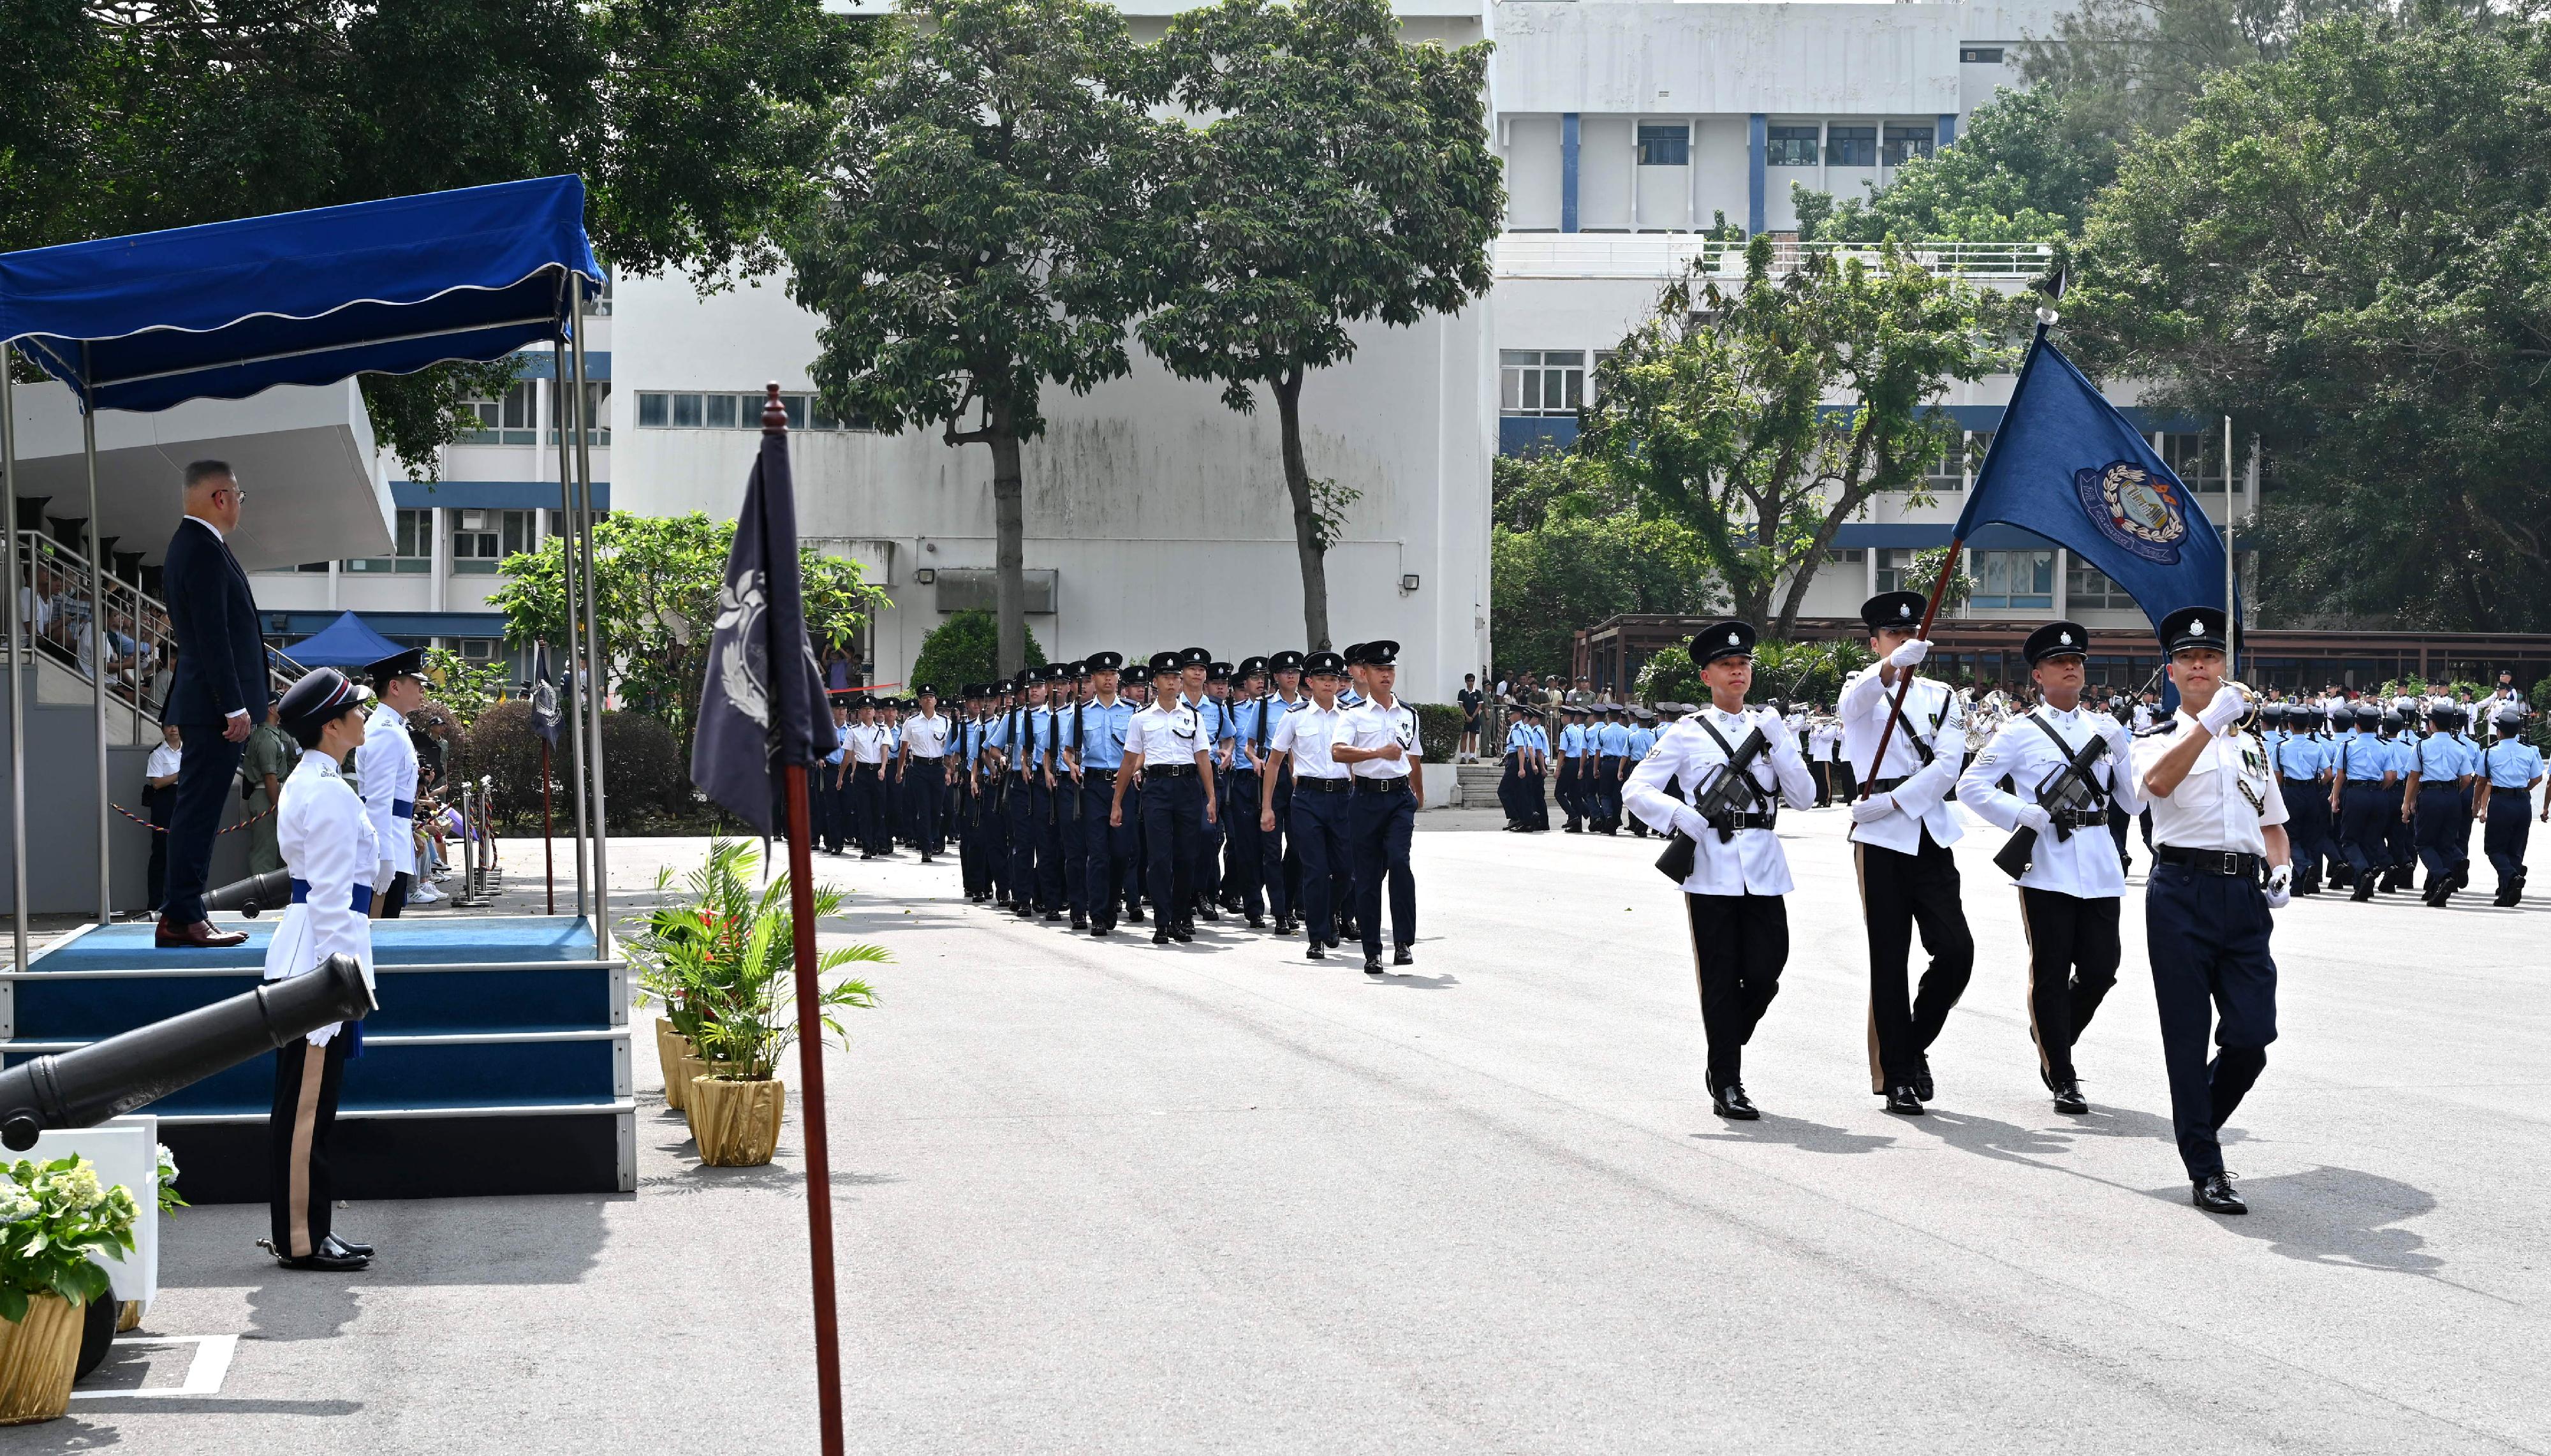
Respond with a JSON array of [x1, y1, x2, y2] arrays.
[[689, 406, 839, 836], [529, 642, 562, 747], [1952, 328, 2227, 634]]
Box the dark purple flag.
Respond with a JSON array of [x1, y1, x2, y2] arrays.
[[691, 423, 838, 835]]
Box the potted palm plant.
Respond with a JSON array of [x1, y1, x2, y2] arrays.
[[651, 849, 881, 1166], [0, 1156, 137, 1424], [628, 842, 762, 1114]]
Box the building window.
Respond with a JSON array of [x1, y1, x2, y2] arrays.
[[1969, 548, 2055, 609], [1826, 126, 1878, 167], [458, 638, 500, 662], [1874, 548, 1918, 594], [549, 381, 611, 445], [634, 391, 862, 431], [2066, 557, 2136, 610], [2160, 432, 2227, 490], [462, 381, 539, 445], [1825, 547, 1865, 566], [1499, 351, 1585, 416], [346, 508, 434, 574], [452, 509, 534, 575], [1922, 434, 1967, 493], [1883, 125, 1936, 166], [1960, 46, 2004, 63], [1636, 124, 1689, 166], [1765, 126, 1821, 167]]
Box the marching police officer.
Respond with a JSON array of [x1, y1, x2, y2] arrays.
[[1225, 658, 1274, 927], [1257, 651, 1309, 932], [1334, 640, 1423, 976], [2404, 702, 2473, 906], [1622, 621, 1816, 1119], [1070, 654, 1138, 936], [2330, 703, 2392, 900], [1116, 652, 1217, 945], [1838, 592, 1973, 1115], [1261, 651, 1355, 959], [896, 686, 951, 862], [1957, 621, 2142, 1115], [2134, 606, 2292, 1216], [2477, 707, 2541, 906]]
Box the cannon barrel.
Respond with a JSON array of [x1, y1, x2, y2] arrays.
[[0, 954, 373, 1150], [202, 869, 294, 918]]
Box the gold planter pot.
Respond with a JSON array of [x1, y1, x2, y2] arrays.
[[114, 1301, 140, 1334], [0, 1295, 86, 1425], [689, 1075, 784, 1166], [653, 1019, 696, 1112]]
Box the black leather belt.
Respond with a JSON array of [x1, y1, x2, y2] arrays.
[[1083, 767, 1118, 781], [1707, 812, 1777, 832], [1298, 777, 1352, 793], [1353, 777, 1411, 795], [2158, 846, 2260, 876], [2048, 808, 2106, 830], [1871, 776, 1911, 793], [1144, 763, 1196, 779]]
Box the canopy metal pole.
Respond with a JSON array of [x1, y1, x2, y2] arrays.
[[80, 348, 109, 927], [1, 355, 28, 968], [552, 342, 591, 922], [568, 277, 610, 955], [2224, 414, 2237, 679]]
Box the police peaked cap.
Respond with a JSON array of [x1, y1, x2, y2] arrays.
[[916, 683, 938, 696], [2022, 621, 2090, 665], [2352, 703, 2383, 727], [2495, 706, 2527, 731], [1082, 651, 1125, 675], [2157, 606, 2228, 656], [1349, 640, 1400, 666], [1147, 651, 1184, 679], [1860, 592, 1925, 631], [367, 645, 427, 686], [2380, 709, 2404, 730], [1207, 661, 1233, 682], [1178, 647, 1212, 668], [1302, 650, 1348, 678], [1235, 656, 1270, 679], [1689, 620, 1755, 666], [1267, 651, 1305, 674], [279, 667, 368, 748], [2258, 703, 2286, 724]]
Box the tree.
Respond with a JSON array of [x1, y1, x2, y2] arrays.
[[1803, 89, 2121, 245], [1143, 0, 1502, 650], [1580, 237, 2017, 636], [791, 0, 1169, 676], [2068, 11, 2551, 630], [0, 0, 869, 472], [1489, 451, 1717, 677], [487, 513, 888, 760], [2018, 0, 2386, 140], [908, 610, 1047, 697]]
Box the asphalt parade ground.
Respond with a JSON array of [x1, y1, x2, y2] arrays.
[[20, 799, 2551, 1453]]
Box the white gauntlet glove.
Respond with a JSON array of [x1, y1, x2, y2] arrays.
[[2263, 863, 2292, 909], [1888, 638, 1932, 669], [2198, 682, 2249, 737], [2014, 802, 2054, 835], [1851, 793, 1900, 825]]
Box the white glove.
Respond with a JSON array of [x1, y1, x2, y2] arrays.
[[1673, 807, 1713, 842], [2198, 682, 2249, 737], [1851, 793, 1900, 825], [1888, 638, 1932, 669], [2013, 802, 2054, 835], [2263, 864, 2291, 909]]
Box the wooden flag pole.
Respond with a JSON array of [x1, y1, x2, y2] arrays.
[[1860, 536, 1966, 797], [782, 763, 846, 1456]]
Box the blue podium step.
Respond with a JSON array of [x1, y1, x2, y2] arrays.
[[6, 915, 635, 1201]]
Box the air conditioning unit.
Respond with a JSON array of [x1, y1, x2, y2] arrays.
[[460, 510, 492, 531]]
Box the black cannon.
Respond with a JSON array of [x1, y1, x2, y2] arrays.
[[0, 953, 372, 1151], [202, 868, 295, 918]]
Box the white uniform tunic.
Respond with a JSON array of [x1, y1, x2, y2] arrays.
[[1958, 704, 2146, 897], [1837, 665, 1966, 854], [355, 702, 420, 881], [2134, 712, 2290, 854], [263, 754, 378, 1045], [1270, 702, 1351, 779], [1624, 704, 1817, 896], [1340, 698, 1420, 780], [1124, 702, 1210, 769]]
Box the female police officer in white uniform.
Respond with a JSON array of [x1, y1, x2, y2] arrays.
[[263, 667, 381, 1271], [2133, 606, 2292, 1216]]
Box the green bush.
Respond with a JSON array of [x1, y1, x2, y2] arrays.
[[909, 608, 1046, 693], [451, 702, 701, 833], [1633, 636, 1873, 709], [1411, 703, 1465, 761]]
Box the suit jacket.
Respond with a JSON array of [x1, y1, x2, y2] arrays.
[[162, 517, 269, 726]]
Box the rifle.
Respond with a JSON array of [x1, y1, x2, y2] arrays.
[[1992, 716, 2114, 879], [1656, 721, 1770, 882]]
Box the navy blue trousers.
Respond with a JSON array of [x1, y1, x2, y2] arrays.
[[1349, 781, 1418, 957], [2413, 784, 2465, 883], [1081, 775, 1135, 925], [1007, 774, 1042, 903], [2336, 781, 2388, 876], [1288, 785, 1351, 943], [2145, 861, 2277, 1180], [1225, 770, 1264, 918], [2483, 787, 2531, 893], [1142, 771, 1205, 927], [162, 726, 247, 923]]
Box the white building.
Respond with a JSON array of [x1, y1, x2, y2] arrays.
[[248, 0, 2265, 703]]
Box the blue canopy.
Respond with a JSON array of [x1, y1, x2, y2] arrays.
[[280, 612, 408, 669], [0, 176, 601, 413]]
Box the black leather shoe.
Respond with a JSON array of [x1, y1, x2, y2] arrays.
[[1393, 946, 1413, 966], [1154, 930, 1172, 945], [1884, 1085, 1925, 1115], [2351, 878, 2376, 902], [2193, 1172, 2247, 1214], [1071, 915, 1087, 930], [1324, 936, 1341, 950], [1170, 926, 1193, 943], [1364, 956, 1385, 976], [276, 1248, 369, 1272], [1712, 1082, 1760, 1120], [1913, 1056, 1934, 1103], [1043, 909, 1064, 922], [1127, 908, 1146, 923], [1197, 906, 1221, 923], [2052, 1078, 2088, 1115], [1091, 923, 1111, 937], [323, 1233, 374, 1259], [1306, 943, 1325, 960]]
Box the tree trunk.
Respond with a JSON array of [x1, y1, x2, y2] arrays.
[[1272, 369, 1332, 651], [989, 423, 1026, 676]]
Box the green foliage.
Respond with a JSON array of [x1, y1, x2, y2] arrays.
[[1911, 546, 1974, 613], [1631, 651, 1699, 709], [1580, 236, 2018, 635], [1143, 0, 1502, 648], [1634, 637, 1873, 709], [1810, 89, 2119, 245], [1490, 513, 1718, 679], [2017, 0, 2383, 140], [154, 1144, 186, 1216], [909, 610, 1047, 696], [1410, 702, 1464, 761], [487, 513, 886, 761], [2069, 11, 2551, 631], [790, 0, 1169, 674], [1492, 448, 1640, 533], [627, 841, 883, 1080], [419, 648, 515, 731], [0, 1155, 137, 1321], [0, 0, 871, 473]]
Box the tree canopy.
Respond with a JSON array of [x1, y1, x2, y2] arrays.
[[908, 610, 1047, 696], [1800, 88, 2119, 245], [2068, 11, 2551, 629]]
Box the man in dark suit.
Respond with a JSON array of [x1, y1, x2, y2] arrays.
[[158, 460, 269, 948]]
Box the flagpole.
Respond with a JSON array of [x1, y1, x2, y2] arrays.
[[2223, 413, 2236, 679], [763, 385, 845, 1456]]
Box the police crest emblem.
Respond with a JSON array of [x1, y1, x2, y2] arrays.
[[2073, 460, 2190, 564]]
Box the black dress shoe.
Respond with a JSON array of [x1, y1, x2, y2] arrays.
[[1170, 927, 1193, 943], [1306, 943, 1325, 961], [1883, 1085, 1925, 1115], [1091, 923, 1111, 937], [1712, 1082, 1760, 1120], [323, 1233, 374, 1259], [1127, 908, 1147, 923], [1363, 956, 1385, 976], [1154, 930, 1172, 945], [276, 1247, 369, 1272], [1393, 946, 1413, 966], [1913, 1056, 1934, 1103], [2192, 1172, 2247, 1214], [1043, 909, 1064, 922], [1071, 915, 1087, 930], [2052, 1078, 2089, 1115], [1247, 915, 1265, 929], [2351, 878, 2376, 902], [1198, 906, 1221, 923], [1324, 935, 1341, 950]]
